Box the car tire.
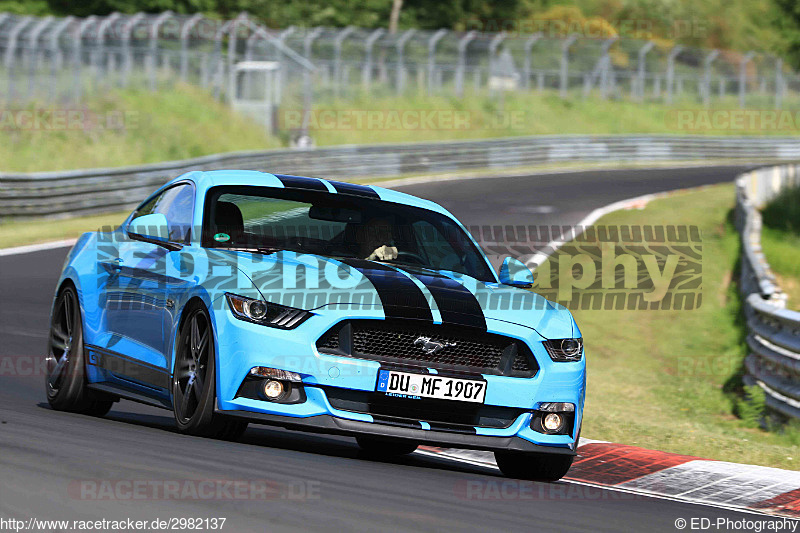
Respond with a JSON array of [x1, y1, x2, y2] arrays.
[[45, 285, 116, 416], [356, 436, 418, 456], [172, 303, 248, 440], [494, 451, 574, 481]]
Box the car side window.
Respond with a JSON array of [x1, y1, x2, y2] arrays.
[[131, 184, 194, 244]]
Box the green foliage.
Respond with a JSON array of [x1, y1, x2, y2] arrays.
[[772, 0, 800, 70], [762, 185, 800, 234], [737, 385, 767, 427]]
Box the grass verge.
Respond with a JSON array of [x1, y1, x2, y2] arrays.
[[539, 183, 799, 469]]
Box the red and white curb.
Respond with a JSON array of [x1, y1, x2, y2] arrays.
[[416, 440, 800, 519]]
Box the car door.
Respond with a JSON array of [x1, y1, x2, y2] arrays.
[[102, 183, 194, 386]]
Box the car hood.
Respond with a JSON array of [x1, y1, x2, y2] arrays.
[[221, 250, 574, 339]]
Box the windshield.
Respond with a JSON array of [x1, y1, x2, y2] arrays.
[[202, 185, 496, 282]]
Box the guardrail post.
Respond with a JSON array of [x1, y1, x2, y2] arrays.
[[334, 26, 355, 98], [560, 34, 578, 98], [395, 29, 416, 95], [738, 51, 755, 109], [362, 28, 384, 89], [427, 29, 447, 96], [635, 41, 655, 102], [666, 45, 683, 104], [523, 33, 542, 91], [702, 49, 719, 107], [455, 30, 476, 97]]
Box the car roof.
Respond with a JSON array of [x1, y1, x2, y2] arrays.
[[169, 169, 454, 218]]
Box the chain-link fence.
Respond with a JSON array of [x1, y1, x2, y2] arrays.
[[0, 12, 798, 132]]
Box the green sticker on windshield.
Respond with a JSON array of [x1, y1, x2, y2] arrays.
[[214, 233, 230, 242]]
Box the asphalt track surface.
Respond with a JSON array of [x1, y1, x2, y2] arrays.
[[0, 165, 775, 532]]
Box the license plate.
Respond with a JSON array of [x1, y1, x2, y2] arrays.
[[376, 370, 486, 403]]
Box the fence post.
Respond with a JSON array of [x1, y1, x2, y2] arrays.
[[95, 13, 119, 72], [48, 16, 73, 100], [362, 28, 384, 89], [148, 11, 174, 91], [523, 33, 542, 91], [776, 57, 784, 110], [4, 17, 33, 69], [226, 13, 248, 103], [702, 49, 719, 107], [179, 14, 203, 82], [427, 29, 447, 96], [120, 13, 145, 87], [635, 41, 655, 102], [738, 51, 755, 109], [488, 31, 506, 96], [333, 26, 356, 98], [560, 34, 578, 98], [455, 30, 476, 97], [666, 45, 682, 104], [395, 29, 416, 95], [25, 16, 53, 98], [598, 37, 617, 99]]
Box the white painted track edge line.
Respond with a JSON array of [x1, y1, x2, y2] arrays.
[[0, 238, 77, 257]]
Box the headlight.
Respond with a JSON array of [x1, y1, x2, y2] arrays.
[[225, 293, 311, 329], [542, 338, 583, 362]]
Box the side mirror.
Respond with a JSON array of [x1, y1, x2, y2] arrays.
[[128, 213, 170, 241], [499, 257, 535, 288]]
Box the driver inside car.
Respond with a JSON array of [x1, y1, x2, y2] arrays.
[[357, 217, 398, 261]]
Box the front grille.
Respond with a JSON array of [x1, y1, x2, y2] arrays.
[[316, 319, 538, 377]]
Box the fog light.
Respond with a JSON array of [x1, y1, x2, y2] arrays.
[[262, 380, 285, 399], [543, 412, 563, 432]]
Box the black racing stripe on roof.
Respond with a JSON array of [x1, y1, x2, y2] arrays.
[[337, 258, 433, 322], [328, 180, 381, 199], [275, 174, 329, 192]]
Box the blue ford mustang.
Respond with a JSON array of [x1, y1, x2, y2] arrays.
[[46, 170, 585, 480]]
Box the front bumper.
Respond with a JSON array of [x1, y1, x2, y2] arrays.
[[217, 408, 576, 455], [212, 308, 585, 454]]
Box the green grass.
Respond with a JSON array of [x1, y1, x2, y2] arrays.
[[0, 83, 279, 173], [3, 85, 800, 174], [0, 211, 130, 248], [760, 186, 800, 310], [537, 183, 800, 469]]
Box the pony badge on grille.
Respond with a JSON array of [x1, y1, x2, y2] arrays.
[[413, 336, 457, 355]]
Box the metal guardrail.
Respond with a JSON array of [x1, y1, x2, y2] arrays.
[[4, 134, 800, 217], [736, 163, 800, 420]]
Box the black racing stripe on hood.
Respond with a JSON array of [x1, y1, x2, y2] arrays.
[[328, 180, 381, 199], [338, 259, 434, 322], [275, 174, 329, 192], [409, 272, 487, 331]]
